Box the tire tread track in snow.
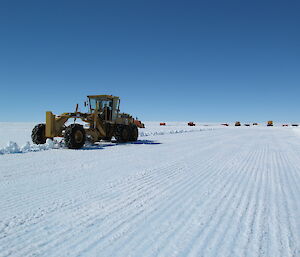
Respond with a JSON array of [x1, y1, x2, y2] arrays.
[[56, 134, 244, 256], [107, 137, 246, 257], [180, 139, 260, 257]]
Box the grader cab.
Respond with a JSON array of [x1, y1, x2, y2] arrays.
[[87, 95, 120, 121], [32, 95, 139, 149]]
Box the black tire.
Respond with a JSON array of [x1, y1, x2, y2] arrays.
[[115, 125, 130, 143], [64, 124, 86, 149], [32, 124, 46, 144], [103, 123, 112, 141], [129, 124, 138, 141], [102, 136, 112, 141]]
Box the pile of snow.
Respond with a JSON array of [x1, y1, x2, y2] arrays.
[[0, 139, 61, 155], [139, 127, 213, 137]]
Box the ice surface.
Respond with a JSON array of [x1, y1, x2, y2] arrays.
[[0, 123, 300, 257]]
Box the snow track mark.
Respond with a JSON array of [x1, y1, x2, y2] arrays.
[[1, 128, 300, 257]]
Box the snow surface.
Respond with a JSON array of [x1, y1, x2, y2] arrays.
[[0, 122, 214, 154], [1, 123, 300, 256]]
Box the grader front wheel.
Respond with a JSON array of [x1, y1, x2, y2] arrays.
[[64, 124, 86, 149], [32, 124, 46, 145]]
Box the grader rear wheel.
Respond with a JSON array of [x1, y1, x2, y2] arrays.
[[64, 124, 86, 149], [115, 125, 130, 143], [129, 124, 138, 141]]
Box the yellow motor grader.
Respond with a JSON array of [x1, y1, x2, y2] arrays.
[[32, 95, 139, 149]]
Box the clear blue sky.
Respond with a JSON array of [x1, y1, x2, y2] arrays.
[[0, 0, 299, 122]]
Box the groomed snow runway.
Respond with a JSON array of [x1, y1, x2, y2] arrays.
[[1, 125, 300, 256]]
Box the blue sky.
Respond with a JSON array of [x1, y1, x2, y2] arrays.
[[0, 0, 299, 122]]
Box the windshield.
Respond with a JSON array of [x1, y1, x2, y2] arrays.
[[89, 98, 113, 112]]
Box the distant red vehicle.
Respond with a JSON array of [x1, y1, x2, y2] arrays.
[[188, 122, 196, 126], [221, 123, 229, 126], [160, 122, 166, 126]]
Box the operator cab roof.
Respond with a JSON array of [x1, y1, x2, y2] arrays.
[[87, 95, 119, 99]]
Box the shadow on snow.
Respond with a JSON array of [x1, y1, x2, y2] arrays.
[[80, 139, 162, 151]]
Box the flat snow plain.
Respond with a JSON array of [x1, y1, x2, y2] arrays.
[[0, 122, 300, 257]]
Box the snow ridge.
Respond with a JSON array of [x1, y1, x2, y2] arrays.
[[0, 128, 213, 155], [0, 139, 61, 155], [139, 127, 213, 137]]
